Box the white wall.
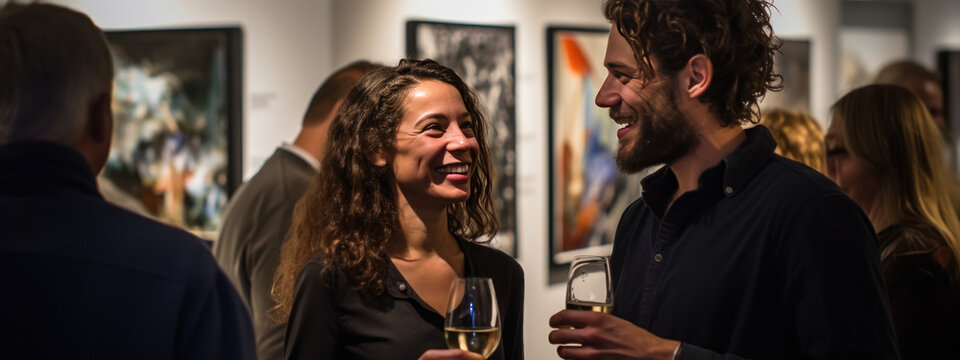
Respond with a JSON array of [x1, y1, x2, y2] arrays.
[[915, 0, 960, 68], [769, 0, 841, 125], [49, 0, 335, 179]]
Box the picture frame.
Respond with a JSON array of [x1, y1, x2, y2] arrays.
[[102, 27, 243, 241], [406, 20, 518, 257], [760, 39, 811, 113], [547, 26, 646, 283]]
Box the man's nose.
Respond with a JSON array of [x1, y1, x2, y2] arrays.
[[596, 75, 621, 108]]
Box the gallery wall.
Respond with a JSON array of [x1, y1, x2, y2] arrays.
[[49, 0, 336, 180], [914, 0, 960, 69]]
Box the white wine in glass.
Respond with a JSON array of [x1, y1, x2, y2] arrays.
[[565, 255, 614, 313], [444, 277, 501, 358]]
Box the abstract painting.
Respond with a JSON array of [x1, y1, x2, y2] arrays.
[[547, 26, 646, 281], [102, 28, 243, 240], [407, 20, 518, 257]]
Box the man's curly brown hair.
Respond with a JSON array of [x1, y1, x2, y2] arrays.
[[604, 0, 782, 126]]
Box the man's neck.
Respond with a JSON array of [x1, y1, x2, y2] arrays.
[[667, 123, 746, 204], [292, 124, 326, 163]]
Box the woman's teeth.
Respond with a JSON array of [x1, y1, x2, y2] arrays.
[[437, 164, 469, 174]]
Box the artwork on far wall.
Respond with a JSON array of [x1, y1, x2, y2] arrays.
[[547, 26, 647, 283], [939, 50, 960, 174], [406, 20, 518, 257], [760, 39, 811, 113], [103, 28, 243, 240], [838, 27, 909, 96]]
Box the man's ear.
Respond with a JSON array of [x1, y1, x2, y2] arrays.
[[681, 54, 713, 99], [87, 91, 112, 143]]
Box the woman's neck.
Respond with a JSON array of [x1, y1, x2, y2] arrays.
[[390, 191, 458, 260], [864, 195, 896, 233]]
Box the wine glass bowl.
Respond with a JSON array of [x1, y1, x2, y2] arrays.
[[565, 255, 613, 313], [444, 277, 501, 358]]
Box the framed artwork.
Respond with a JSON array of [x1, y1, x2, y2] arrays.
[[102, 28, 243, 240], [547, 26, 646, 282], [406, 20, 518, 257], [760, 39, 811, 113], [939, 50, 960, 173]]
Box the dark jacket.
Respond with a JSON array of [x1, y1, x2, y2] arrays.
[[878, 221, 960, 359], [214, 147, 315, 360], [0, 141, 256, 359]]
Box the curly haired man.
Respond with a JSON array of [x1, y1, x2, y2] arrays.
[[548, 1, 900, 359]]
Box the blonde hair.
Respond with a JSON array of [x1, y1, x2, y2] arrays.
[[832, 84, 960, 276], [760, 109, 826, 173]]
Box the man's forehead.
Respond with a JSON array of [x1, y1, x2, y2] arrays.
[[604, 28, 639, 69]]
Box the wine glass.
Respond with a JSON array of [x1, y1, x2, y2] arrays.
[[444, 277, 501, 358], [565, 255, 614, 313]]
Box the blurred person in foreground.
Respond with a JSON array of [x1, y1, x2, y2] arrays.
[[759, 108, 826, 174], [547, 0, 898, 358], [270, 59, 523, 360], [827, 84, 960, 359], [214, 60, 379, 360], [0, 3, 254, 358]]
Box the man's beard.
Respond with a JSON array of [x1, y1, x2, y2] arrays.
[[614, 87, 698, 174]]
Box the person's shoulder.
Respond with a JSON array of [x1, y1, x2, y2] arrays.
[[95, 202, 224, 283], [463, 241, 523, 274], [759, 155, 843, 198], [231, 150, 314, 207], [883, 221, 949, 256]]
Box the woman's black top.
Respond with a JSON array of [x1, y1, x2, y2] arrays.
[[284, 238, 524, 360], [878, 221, 960, 359]]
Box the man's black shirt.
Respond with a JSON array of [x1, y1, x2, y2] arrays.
[[611, 126, 899, 359]]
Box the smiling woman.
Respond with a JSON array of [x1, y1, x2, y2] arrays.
[[270, 59, 524, 360]]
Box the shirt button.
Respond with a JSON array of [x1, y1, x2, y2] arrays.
[[398, 282, 407, 291], [654, 253, 663, 263], [725, 186, 734, 195]]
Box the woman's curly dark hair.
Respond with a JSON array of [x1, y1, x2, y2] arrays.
[[269, 59, 498, 323], [604, 0, 782, 126]]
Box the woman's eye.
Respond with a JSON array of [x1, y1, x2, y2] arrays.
[[423, 123, 442, 132], [461, 121, 473, 130], [825, 147, 847, 157]]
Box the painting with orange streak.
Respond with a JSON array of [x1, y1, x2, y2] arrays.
[[548, 27, 646, 277]]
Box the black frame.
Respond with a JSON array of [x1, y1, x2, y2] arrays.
[[103, 27, 243, 239], [406, 20, 519, 258]]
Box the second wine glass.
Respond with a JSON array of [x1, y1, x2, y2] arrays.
[[444, 277, 501, 358], [565, 255, 613, 313]]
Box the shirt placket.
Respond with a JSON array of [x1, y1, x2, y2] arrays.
[[635, 198, 689, 328]]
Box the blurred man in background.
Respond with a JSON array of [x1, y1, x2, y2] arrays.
[[214, 60, 379, 360]]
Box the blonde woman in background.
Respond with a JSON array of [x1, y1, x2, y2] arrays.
[[827, 84, 960, 358], [760, 109, 826, 173]]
